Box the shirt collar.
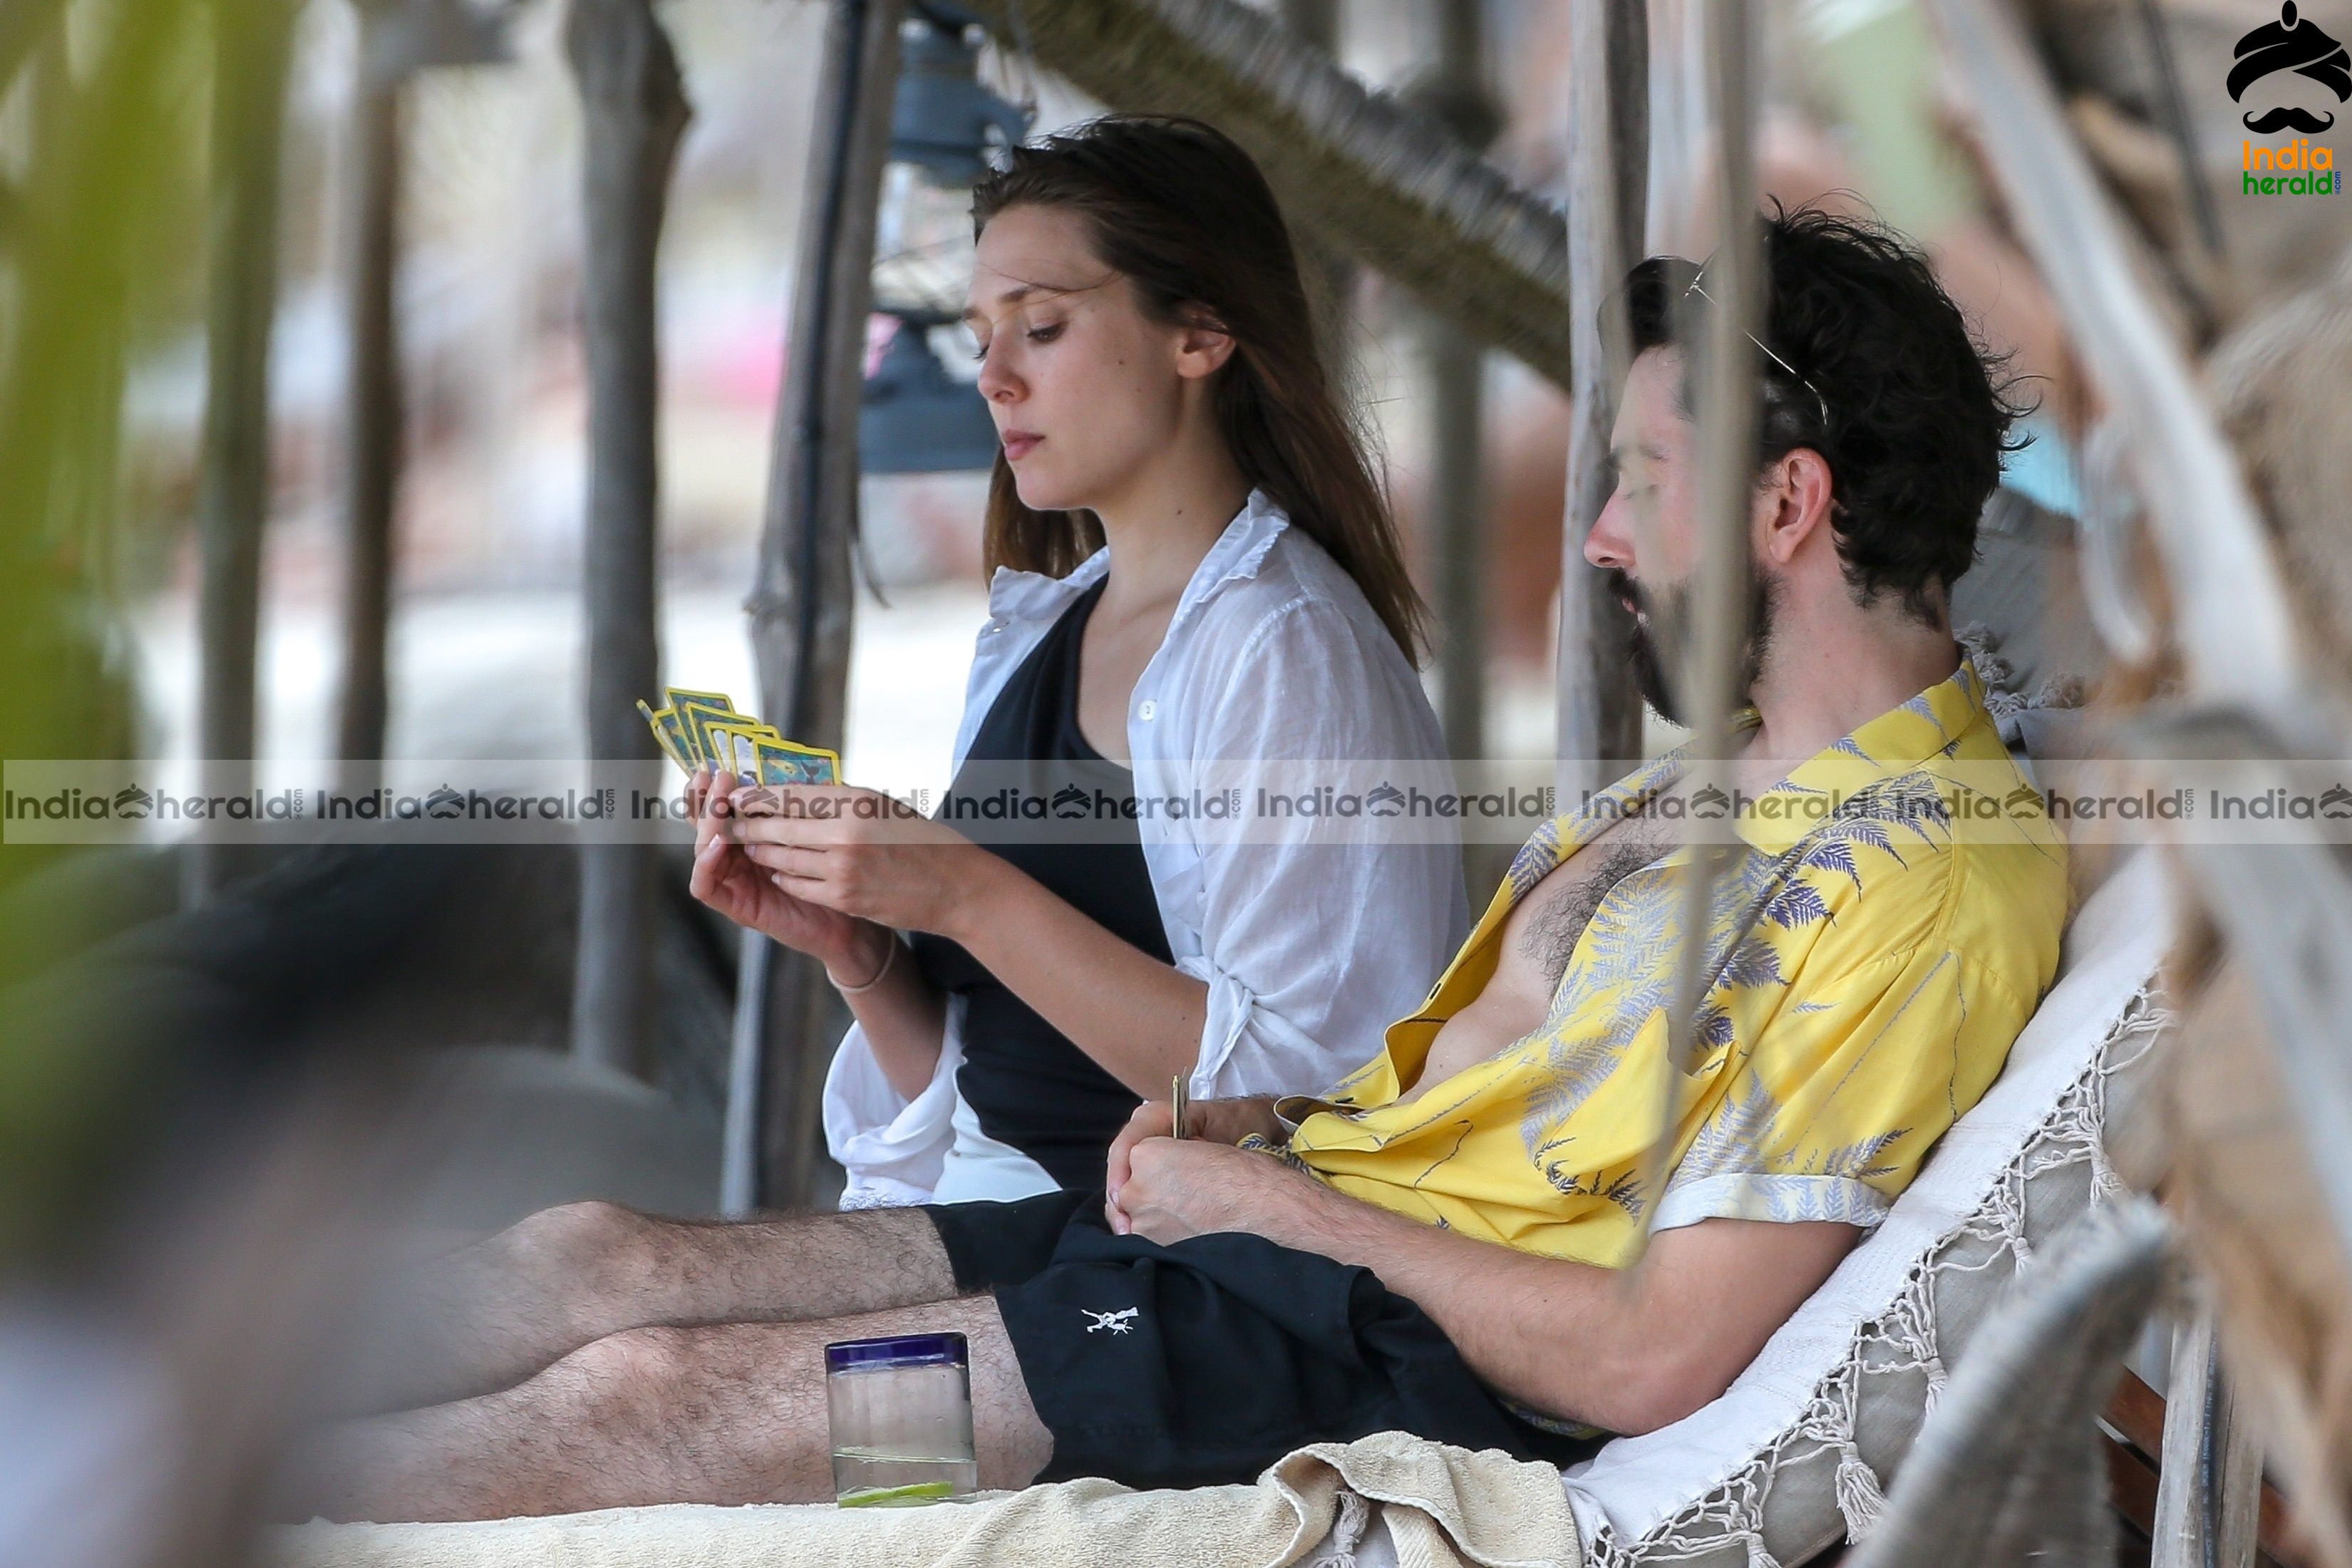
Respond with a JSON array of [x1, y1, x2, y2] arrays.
[[1729, 656, 1991, 854], [1527, 657, 1993, 882], [983, 489, 1289, 626], [1176, 488, 1289, 617]]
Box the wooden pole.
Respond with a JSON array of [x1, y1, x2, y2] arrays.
[[1421, 0, 1493, 767], [724, 0, 904, 1214], [1635, 0, 1759, 1260], [2151, 1314, 2263, 1568], [190, 0, 300, 904], [1669, 0, 1760, 1047], [1556, 0, 1646, 801], [1274, 0, 1356, 376], [335, 16, 403, 787], [564, 0, 690, 1078]]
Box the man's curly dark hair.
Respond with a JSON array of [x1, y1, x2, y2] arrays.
[[1624, 207, 2030, 624]]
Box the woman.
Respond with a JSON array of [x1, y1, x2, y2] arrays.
[[691, 116, 1465, 1206]]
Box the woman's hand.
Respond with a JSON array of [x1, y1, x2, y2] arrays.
[[688, 770, 876, 974], [725, 783, 1000, 939]]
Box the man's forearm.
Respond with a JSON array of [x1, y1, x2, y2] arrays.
[[1234, 1173, 1658, 1430], [1236, 1172, 1860, 1435], [1125, 1140, 1858, 1437]]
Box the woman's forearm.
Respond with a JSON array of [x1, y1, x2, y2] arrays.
[[832, 923, 951, 1103], [942, 855, 1208, 1098]]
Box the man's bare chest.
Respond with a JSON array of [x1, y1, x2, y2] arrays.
[[1509, 825, 1674, 991], [1397, 812, 1679, 1103]]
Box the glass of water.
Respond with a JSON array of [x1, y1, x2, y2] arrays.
[[825, 1331, 979, 1507]]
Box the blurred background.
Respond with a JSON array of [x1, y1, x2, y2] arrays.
[[5, 0, 2351, 1561]]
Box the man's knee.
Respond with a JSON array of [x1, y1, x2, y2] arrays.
[[501, 1200, 654, 1299], [546, 1324, 696, 1428]]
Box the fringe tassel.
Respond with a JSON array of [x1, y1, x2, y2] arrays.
[[1743, 1532, 1783, 1568], [1921, 1348, 1949, 1416], [2089, 1147, 2126, 1202], [1834, 1444, 1888, 1540], [1304, 1487, 1372, 1568]]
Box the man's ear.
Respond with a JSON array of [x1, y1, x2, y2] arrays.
[[1755, 447, 1835, 568], [1172, 313, 1238, 381]]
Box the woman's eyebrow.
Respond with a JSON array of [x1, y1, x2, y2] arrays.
[[961, 275, 1110, 326]]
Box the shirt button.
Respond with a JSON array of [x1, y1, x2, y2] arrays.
[[1138, 700, 1158, 721]]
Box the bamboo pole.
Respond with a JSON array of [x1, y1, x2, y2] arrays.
[[1556, 0, 1646, 800], [1421, 0, 1492, 765], [724, 0, 905, 1214], [189, 0, 301, 905], [2151, 1313, 2263, 1568], [1274, 0, 1356, 374], [334, 16, 404, 787], [1637, 0, 1760, 1257], [565, 0, 689, 1078]]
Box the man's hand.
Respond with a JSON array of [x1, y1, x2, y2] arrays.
[[1109, 1138, 1326, 1244], [1105, 1095, 1286, 1229]]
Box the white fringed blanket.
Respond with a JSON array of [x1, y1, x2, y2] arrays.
[[273, 1428, 1581, 1568]]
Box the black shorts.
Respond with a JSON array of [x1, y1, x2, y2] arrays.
[[924, 1189, 1601, 1490]]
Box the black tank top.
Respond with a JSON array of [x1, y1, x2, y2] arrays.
[[908, 578, 1170, 1193]]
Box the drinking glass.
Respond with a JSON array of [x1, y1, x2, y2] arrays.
[[824, 1331, 979, 1507]]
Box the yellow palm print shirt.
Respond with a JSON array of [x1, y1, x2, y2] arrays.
[[1284, 659, 2067, 1269]]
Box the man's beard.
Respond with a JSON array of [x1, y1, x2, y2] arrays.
[[1609, 567, 1778, 727]]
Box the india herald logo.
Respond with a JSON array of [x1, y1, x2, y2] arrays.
[[2231, 2, 2351, 135]]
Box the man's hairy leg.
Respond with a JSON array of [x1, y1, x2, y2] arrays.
[[359, 1202, 958, 1413], [299, 1295, 1051, 1524]]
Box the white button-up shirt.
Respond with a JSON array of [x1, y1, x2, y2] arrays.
[[824, 490, 1470, 1207]]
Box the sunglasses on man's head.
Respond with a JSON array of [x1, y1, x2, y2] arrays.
[[1681, 262, 1832, 432]]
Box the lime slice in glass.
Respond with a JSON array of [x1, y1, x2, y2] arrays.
[[836, 1481, 956, 1508]]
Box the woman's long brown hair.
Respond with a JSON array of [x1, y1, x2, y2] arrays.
[[969, 116, 1428, 663]]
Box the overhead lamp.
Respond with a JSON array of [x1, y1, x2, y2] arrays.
[[890, 5, 1031, 187], [860, 6, 1031, 474], [860, 311, 1002, 476]]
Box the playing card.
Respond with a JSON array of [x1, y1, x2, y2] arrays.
[[707, 720, 788, 781], [662, 686, 735, 717], [638, 701, 696, 775], [669, 692, 743, 771], [649, 685, 839, 791], [752, 736, 840, 787]]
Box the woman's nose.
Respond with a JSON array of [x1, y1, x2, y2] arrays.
[[976, 341, 1019, 404]]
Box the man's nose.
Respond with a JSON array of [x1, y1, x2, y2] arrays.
[[1584, 492, 1634, 572]]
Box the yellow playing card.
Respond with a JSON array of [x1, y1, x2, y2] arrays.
[[638, 701, 696, 775]]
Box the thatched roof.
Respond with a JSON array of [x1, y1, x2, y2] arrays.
[[956, 0, 1574, 391]]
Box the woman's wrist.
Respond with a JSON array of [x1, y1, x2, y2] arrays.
[[931, 842, 1009, 949], [825, 921, 897, 991]]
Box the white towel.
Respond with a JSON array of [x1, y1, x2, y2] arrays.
[[269, 1429, 1582, 1568]]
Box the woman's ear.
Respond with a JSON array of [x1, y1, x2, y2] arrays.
[[1171, 313, 1238, 381]]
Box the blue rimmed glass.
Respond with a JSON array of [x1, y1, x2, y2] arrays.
[[825, 1332, 978, 1506]]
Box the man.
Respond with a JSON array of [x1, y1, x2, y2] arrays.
[[304, 210, 2065, 1522]]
